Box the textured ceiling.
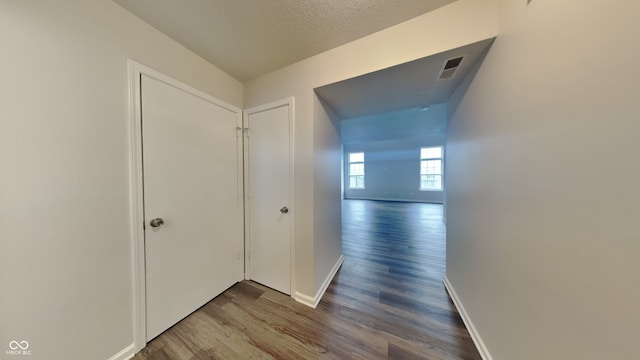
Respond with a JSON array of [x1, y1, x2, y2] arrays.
[[315, 38, 495, 120], [113, 0, 458, 81]]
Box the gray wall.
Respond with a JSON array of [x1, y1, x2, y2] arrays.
[[446, 1, 640, 359]]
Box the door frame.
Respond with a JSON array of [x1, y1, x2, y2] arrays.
[[126, 60, 243, 352], [243, 97, 296, 295]]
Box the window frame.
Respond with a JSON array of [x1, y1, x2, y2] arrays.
[[348, 152, 365, 189], [419, 146, 443, 191]]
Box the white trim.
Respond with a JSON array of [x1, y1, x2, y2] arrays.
[[443, 276, 494, 360], [286, 96, 297, 294], [294, 255, 344, 308], [292, 292, 316, 308], [288, 98, 296, 297], [242, 109, 250, 279], [106, 343, 135, 360], [419, 145, 444, 192], [243, 97, 296, 296], [127, 59, 243, 352], [126, 59, 147, 352], [346, 151, 365, 190], [343, 196, 443, 204]]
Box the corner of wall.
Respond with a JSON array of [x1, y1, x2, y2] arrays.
[[106, 344, 136, 360], [294, 255, 344, 308], [443, 277, 493, 360]]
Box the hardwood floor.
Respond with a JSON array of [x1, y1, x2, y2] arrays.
[[132, 200, 480, 360]]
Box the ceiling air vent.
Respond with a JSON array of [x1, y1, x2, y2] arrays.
[[439, 56, 464, 80]]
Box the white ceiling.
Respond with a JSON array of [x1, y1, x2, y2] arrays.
[[113, 0, 457, 81], [315, 38, 495, 120]]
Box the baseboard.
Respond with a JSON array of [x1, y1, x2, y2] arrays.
[[294, 255, 344, 308], [293, 291, 316, 308], [443, 276, 493, 360], [106, 343, 135, 360], [313, 255, 344, 308], [344, 196, 443, 204]]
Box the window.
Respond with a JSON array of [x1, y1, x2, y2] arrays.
[[420, 147, 443, 191], [348, 152, 365, 189]]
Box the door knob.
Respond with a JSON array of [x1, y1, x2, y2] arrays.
[[149, 218, 165, 228], [280, 206, 289, 214]]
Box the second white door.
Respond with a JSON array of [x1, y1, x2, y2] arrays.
[[244, 100, 292, 295]]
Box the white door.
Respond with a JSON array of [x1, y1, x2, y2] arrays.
[[141, 74, 243, 341], [244, 100, 292, 295]]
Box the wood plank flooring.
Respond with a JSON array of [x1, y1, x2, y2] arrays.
[[132, 200, 480, 360]]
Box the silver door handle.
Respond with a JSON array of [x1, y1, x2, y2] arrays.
[[280, 207, 289, 214], [149, 218, 165, 228]]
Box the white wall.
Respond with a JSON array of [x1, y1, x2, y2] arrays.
[[446, 1, 640, 359], [342, 104, 447, 203], [343, 140, 445, 203], [244, 0, 498, 299], [0, 1, 241, 360]]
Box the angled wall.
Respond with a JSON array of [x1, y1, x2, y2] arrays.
[[446, 1, 640, 359]]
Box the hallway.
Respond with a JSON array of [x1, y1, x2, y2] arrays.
[[336, 200, 479, 359], [133, 200, 479, 359]]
